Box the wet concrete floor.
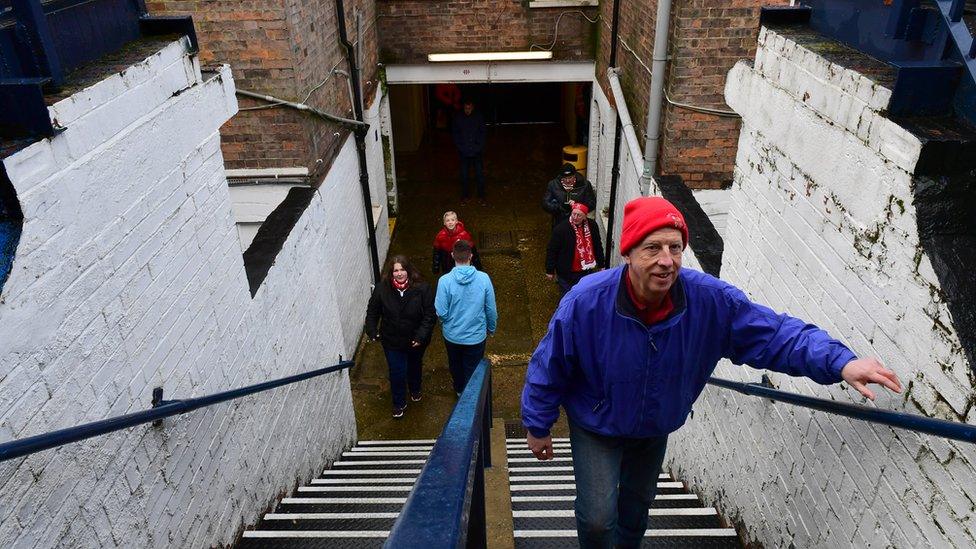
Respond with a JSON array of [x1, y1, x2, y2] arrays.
[[351, 124, 573, 441]]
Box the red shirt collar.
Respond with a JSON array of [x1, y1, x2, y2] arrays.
[[624, 270, 674, 325]]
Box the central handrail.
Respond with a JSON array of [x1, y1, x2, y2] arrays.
[[385, 359, 493, 548], [708, 375, 976, 445], [0, 360, 354, 462]]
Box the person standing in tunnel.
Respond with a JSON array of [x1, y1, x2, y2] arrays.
[[365, 255, 436, 419], [545, 202, 605, 296], [521, 196, 903, 549], [543, 163, 596, 227], [432, 210, 483, 275], [451, 99, 487, 206], [435, 239, 497, 396]]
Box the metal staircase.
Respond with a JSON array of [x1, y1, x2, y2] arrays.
[[238, 439, 434, 548], [505, 438, 741, 548], [237, 438, 742, 548]]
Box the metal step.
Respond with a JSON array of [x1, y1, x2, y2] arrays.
[[237, 531, 387, 549], [512, 530, 741, 549], [257, 517, 398, 531], [506, 440, 742, 548]]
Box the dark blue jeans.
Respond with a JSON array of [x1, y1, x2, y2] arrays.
[[459, 154, 485, 199], [383, 346, 424, 409], [444, 339, 486, 394], [569, 419, 669, 549]]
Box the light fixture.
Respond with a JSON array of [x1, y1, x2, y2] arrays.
[[427, 51, 554, 62]]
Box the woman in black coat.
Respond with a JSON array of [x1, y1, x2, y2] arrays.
[[365, 255, 436, 418]]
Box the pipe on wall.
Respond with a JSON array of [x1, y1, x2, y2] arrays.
[[642, 0, 673, 182], [335, 0, 381, 286]]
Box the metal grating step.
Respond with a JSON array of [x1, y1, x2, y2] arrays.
[[514, 513, 724, 531], [257, 517, 398, 531], [238, 532, 387, 549], [512, 531, 741, 549], [511, 495, 704, 512], [275, 501, 405, 514]]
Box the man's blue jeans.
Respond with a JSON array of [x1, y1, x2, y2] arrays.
[[569, 419, 669, 549], [383, 346, 424, 409], [444, 339, 486, 394]]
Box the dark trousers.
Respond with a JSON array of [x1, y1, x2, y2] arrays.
[[383, 346, 424, 409], [569, 419, 669, 549], [459, 154, 485, 199], [444, 339, 486, 394]]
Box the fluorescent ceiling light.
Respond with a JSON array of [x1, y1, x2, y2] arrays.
[[427, 51, 554, 62]]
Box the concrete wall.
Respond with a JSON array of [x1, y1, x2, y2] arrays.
[[228, 182, 310, 249], [667, 27, 976, 548], [0, 38, 383, 548]]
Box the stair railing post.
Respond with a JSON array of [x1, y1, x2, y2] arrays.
[[483, 365, 492, 468], [467, 437, 488, 549]]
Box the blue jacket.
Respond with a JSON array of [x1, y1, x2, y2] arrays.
[[436, 265, 498, 345], [521, 266, 856, 438]]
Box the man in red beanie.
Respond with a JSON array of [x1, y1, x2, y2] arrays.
[[545, 201, 606, 296], [521, 196, 902, 549]]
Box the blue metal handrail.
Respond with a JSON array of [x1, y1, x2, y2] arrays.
[[708, 375, 976, 445], [0, 360, 354, 462], [385, 359, 494, 548]]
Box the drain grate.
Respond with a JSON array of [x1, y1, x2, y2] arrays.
[[479, 230, 518, 255]]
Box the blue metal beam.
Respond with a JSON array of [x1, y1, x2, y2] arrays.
[[10, 0, 63, 84]]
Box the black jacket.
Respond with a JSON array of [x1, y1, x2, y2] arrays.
[[451, 111, 486, 157], [542, 174, 597, 226], [546, 218, 606, 282], [365, 281, 436, 350]]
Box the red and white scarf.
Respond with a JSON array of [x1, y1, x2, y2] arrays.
[[392, 277, 409, 294], [572, 220, 597, 272]]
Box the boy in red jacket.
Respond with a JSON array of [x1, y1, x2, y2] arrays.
[[432, 211, 483, 274]]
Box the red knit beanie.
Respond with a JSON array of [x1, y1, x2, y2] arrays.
[[570, 201, 589, 215], [619, 197, 689, 255]]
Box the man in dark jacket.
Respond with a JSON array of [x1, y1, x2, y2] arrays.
[[451, 99, 487, 204], [521, 197, 903, 548], [543, 163, 596, 227], [546, 202, 605, 295]]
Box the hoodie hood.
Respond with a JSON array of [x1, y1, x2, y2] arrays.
[[452, 265, 477, 284]]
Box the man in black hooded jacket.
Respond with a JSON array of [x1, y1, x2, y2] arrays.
[[543, 163, 597, 227]]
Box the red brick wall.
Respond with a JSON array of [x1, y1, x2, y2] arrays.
[[596, 0, 786, 189], [375, 1, 598, 63], [148, 0, 379, 177]]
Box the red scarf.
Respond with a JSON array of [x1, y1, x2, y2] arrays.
[[433, 221, 474, 252], [571, 220, 597, 272], [392, 277, 409, 292], [624, 271, 674, 325]]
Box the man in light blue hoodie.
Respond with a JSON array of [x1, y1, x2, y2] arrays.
[[435, 239, 498, 395]]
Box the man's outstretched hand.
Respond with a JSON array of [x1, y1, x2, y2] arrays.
[[841, 358, 902, 400], [527, 432, 554, 461]]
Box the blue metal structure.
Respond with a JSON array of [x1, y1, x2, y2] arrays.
[[763, 0, 976, 126], [0, 0, 197, 138], [385, 359, 494, 548], [709, 375, 976, 445], [0, 164, 21, 295], [0, 360, 354, 462]]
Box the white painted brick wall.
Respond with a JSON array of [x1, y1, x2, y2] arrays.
[[0, 39, 387, 548], [666, 28, 976, 548], [364, 87, 391, 269]]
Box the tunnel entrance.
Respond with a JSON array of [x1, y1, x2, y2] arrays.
[[388, 80, 592, 200], [353, 70, 595, 438]]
